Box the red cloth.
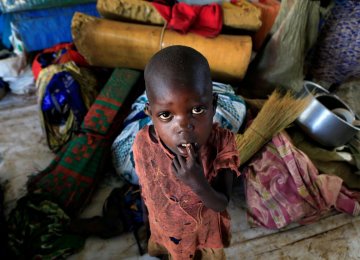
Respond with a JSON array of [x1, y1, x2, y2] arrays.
[[152, 2, 223, 38], [32, 43, 88, 81]]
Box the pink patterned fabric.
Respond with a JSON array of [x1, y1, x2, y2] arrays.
[[244, 131, 360, 229]]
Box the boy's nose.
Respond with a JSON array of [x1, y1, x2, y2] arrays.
[[177, 116, 194, 132]]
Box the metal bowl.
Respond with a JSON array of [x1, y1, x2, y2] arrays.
[[296, 81, 360, 147]]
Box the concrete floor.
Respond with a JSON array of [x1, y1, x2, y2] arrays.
[[1, 92, 360, 259]]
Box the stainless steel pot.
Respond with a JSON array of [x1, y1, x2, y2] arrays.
[[296, 81, 360, 147]]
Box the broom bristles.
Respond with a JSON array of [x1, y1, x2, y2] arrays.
[[236, 90, 311, 165]]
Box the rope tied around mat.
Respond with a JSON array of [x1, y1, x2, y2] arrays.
[[159, 21, 168, 50]]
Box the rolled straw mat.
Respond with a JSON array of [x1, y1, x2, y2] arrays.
[[71, 12, 252, 82]]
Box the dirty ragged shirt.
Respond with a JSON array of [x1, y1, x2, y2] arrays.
[[133, 124, 240, 259]]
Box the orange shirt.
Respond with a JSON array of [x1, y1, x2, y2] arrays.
[[133, 124, 240, 259]]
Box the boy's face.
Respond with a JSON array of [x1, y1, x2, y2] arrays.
[[146, 77, 215, 157]]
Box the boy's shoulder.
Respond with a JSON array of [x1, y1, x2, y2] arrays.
[[209, 123, 236, 147], [133, 125, 155, 148], [133, 125, 149, 144], [211, 123, 234, 136], [136, 125, 150, 136]]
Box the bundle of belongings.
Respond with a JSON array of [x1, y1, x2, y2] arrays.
[[96, 0, 263, 35], [71, 0, 267, 82], [3, 0, 360, 259], [237, 0, 360, 228], [33, 43, 99, 152], [6, 68, 142, 259]]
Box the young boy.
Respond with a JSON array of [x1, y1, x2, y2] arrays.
[[133, 45, 240, 259]]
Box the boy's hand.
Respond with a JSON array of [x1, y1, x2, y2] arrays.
[[171, 144, 208, 191]]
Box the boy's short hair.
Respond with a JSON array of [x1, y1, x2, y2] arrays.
[[144, 45, 211, 88]]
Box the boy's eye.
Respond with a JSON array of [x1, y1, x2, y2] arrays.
[[192, 106, 205, 115], [158, 112, 172, 120]]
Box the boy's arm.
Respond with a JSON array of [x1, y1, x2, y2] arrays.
[[212, 168, 234, 204], [194, 168, 234, 212]]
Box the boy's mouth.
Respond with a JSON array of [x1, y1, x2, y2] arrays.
[[177, 142, 199, 156]]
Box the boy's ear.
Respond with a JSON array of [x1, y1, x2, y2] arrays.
[[144, 103, 152, 116], [212, 93, 218, 112]]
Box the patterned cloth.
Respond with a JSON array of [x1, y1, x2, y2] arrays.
[[244, 131, 360, 229], [133, 124, 240, 259], [112, 82, 246, 185], [36, 62, 98, 152], [309, 0, 360, 87]]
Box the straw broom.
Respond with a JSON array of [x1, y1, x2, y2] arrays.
[[235, 90, 311, 165]]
